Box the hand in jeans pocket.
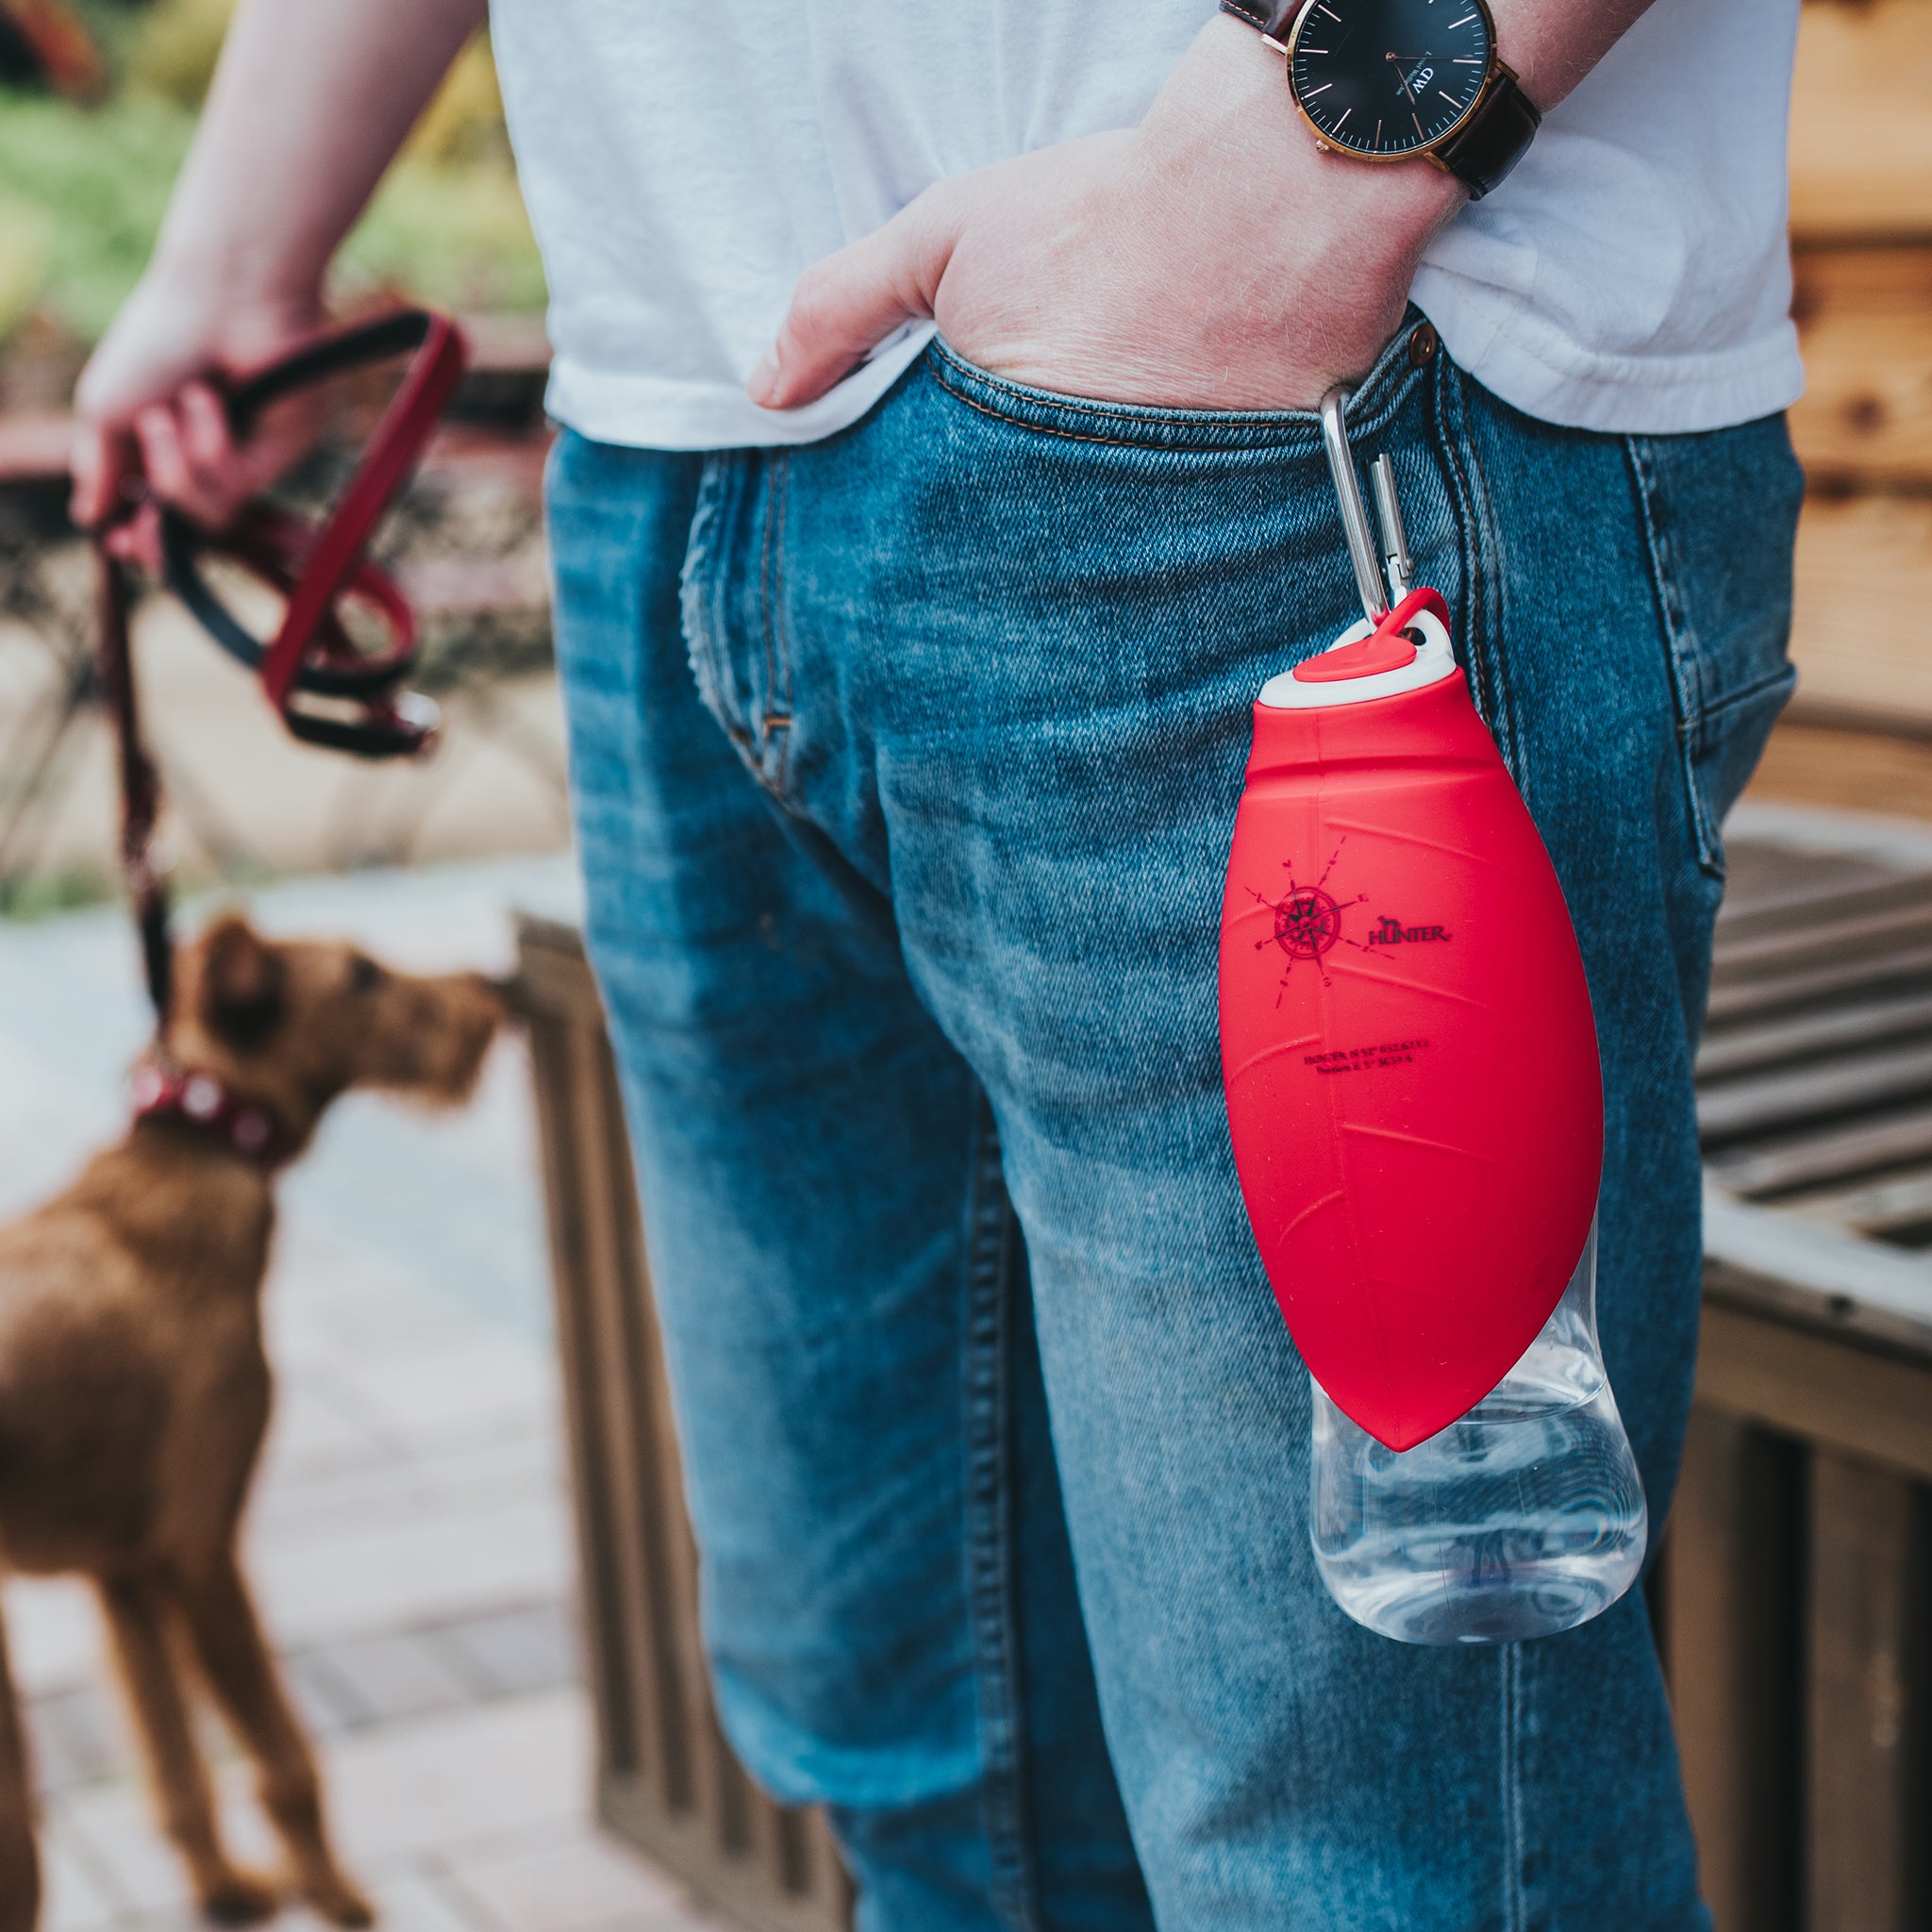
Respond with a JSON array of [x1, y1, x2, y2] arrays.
[[748, 16, 1465, 417]]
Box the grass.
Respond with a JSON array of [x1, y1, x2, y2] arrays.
[[0, 867, 114, 921], [0, 89, 194, 342], [0, 24, 545, 352]]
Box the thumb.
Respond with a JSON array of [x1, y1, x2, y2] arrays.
[[69, 422, 128, 530], [749, 186, 964, 410]]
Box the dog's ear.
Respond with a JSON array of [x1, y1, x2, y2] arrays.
[[200, 917, 285, 1052]]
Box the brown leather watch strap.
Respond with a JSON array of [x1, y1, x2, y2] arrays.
[[1432, 63, 1541, 200], [1218, 0, 1299, 42]]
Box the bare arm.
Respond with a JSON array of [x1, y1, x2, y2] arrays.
[[72, 0, 485, 529], [753, 0, 1658, 413]]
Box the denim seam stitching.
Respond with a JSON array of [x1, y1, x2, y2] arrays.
[[1503, 1643, 1527, 1932], [1430, 358, 1519, 778], [679, 457, 734, 736], [1698, 662, 1796, 728], [1471, 403, 1526, 787], [928, 349, 1421, 455], [962, 1103, 1043, 1931], [1429, 357, 1486, 721], [759, 452, 795, 796], [929, 365, 1219, 451], [930, 342, 1320, 431], [929, 333, 1420, 435], [1624, 436, 1724, 878], [777, 454, 796, 768], [681, 454, 797, 810], [759, 452, 779, 775]]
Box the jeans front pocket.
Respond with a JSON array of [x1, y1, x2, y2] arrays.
[[1626, 416, 1805, 879], [869, 312, 1478, 797], [924, 311, 1433, 456]]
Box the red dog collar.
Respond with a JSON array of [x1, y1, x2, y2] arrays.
[[129, 1060, 295, 1171]]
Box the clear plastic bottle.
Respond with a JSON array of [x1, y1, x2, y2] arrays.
[[1309, 1220, 1647, 1644]]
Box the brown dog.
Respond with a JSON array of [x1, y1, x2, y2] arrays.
[[0, 915, 504, 1928]]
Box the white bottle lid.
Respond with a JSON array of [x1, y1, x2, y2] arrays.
[[1258, 607, 1457, 710]]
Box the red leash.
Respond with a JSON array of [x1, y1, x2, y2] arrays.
[[91, 308, 468, 1021]]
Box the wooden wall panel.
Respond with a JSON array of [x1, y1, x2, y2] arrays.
[[1752, 0, 1932, 813], [1790, 249, 1932, 490], [1788, 496, 1932, 729], [1790, 0, 1932, 245], [1747, 722, 1932, 820]]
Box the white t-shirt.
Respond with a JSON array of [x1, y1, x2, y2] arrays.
[[489, 0, 1805, 448]]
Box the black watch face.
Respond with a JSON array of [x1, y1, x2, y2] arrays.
[[1287, 0, 1493, 158]]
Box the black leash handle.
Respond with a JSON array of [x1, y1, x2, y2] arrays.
[[225, 308, 449, 433], [157, 308, 467, 760]]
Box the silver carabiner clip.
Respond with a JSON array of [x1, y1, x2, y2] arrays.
[[1320, 385, 1414, 627]]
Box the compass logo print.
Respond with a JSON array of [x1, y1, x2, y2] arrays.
[[1249, 841, 1365, 997], [1274, 886, 1346, 961], [1251, 839, 1451, 1001]]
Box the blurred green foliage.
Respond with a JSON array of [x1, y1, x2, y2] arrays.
[[0, 90, 192, 341], [0, 192, 57, 341], [0, 0, 545, 352], [130, 0, 231, 107]]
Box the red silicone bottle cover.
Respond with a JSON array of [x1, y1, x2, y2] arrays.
[[1220, 600, 1603, 1451], [1291, 630, 1419, 682]]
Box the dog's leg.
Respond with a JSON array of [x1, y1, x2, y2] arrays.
[[173, 1551, 372, 1929], [0, 1602, 40, 1932], [97, 1573, 278, 1925]]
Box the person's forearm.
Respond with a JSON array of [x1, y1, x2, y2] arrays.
[[1492, 0, 1656, 114], [149, 0, 487, 303]]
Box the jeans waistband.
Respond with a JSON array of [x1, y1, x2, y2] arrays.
[[923, 308, 1436, 456]]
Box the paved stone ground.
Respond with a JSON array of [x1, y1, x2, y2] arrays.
[[0, 858, 726, 1932]]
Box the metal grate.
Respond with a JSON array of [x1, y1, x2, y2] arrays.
[[1702, 835, 1932, 1238]]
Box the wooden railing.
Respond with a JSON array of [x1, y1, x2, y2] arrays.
[[519, 917, 852, 1932], [1664, 1221, 1932, 1932]]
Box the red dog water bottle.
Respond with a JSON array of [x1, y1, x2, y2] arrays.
[[1219, 391, 1645, 1643]]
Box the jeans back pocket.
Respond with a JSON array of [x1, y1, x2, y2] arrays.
[[1627, 418, 1806, 878]]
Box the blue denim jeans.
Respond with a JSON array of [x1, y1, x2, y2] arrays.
[[546, 322, 1802, 1932]]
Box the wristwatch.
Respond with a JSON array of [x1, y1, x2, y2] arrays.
[[1219, 0, 1541, 201]]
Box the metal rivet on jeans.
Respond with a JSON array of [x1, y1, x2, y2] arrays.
[[1408, 323, 1440, 368]]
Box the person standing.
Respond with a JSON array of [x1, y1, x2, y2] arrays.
[[75, 2, 1804, 1923]]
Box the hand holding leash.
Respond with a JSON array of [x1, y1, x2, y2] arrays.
[[88, 308, 469, 1017]]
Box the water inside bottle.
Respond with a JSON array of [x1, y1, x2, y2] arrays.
[[1309, 1221, 1648, 1644]]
